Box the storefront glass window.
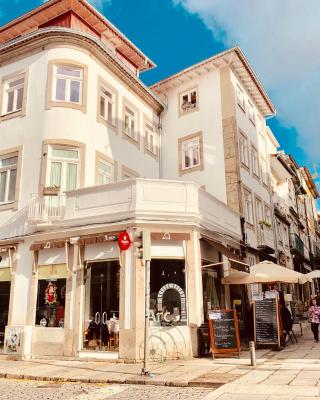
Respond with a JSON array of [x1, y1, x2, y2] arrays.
[[0, 280, 10, 350], [202, 265, 222, 321], [35, 277, 66, 328], [150, 259, 187, 326]]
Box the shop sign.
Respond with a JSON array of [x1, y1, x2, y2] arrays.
[[151, 232, 190, 241], [4, 326, 23, 354], [117, 231, 131, 251]]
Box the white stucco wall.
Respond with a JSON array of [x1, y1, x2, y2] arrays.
[[160, 69, 227, 204], [0, 45, 160, 233]]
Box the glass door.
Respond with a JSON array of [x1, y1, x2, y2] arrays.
[[0, 281, 11, 353], [83, 261, 119, 351]]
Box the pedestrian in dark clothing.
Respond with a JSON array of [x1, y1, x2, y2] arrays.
[[309, 298, 320, 342]]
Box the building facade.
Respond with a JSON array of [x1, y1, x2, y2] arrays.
[[0, 0, 319, 361]]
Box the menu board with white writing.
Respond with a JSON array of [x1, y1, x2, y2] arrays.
[[254, 298, 280, 346], [209, 309, 240, 357]]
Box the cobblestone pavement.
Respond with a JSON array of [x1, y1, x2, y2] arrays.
[[0, 379, 213, 400]]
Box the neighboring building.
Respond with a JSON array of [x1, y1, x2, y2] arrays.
[[0, 0, 242, 360]]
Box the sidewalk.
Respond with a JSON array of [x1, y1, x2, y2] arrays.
[[0, 322, 319, 400]]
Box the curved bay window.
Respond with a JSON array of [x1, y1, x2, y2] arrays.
[[35, 265, 67, 328], [150, 259, 187, 326]]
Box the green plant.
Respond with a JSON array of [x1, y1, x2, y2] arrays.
[[258, 220, 272, 228]]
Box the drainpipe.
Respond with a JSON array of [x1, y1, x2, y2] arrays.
[[158, 113, 163, 179]]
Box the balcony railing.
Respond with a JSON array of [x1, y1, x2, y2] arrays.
[[28, 194, 65, 223], [290, 233, 304, 257], [257, 224, 275, 252]]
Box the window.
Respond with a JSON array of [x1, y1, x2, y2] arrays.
[[239, 133, 249, 168], [255, 198, 263, 226], [2, 74, 25, 115], [46, 146, 80, 192], [35, 265, 67, 327], [99, 85, 116, 126], [264, 205, 272, 225], [251, 146, 260, 178], [236, 85, 246, 110], [144, 120, 158, 156], [123, 103, 138, 142], [150, 259, 187, 326], [121, 165, 139, 181], [261, 157, 269, 186], [0, 154, 17, 204], [178, 132, 203, 174], [257, 115, 264, 136], [277, 221, 283, 244], [248, 101, 255, 125], [243, 189, 254, 225], [96, 155, 116, 185], [179, 87, 198, 115], [53, 65, 83, 104]]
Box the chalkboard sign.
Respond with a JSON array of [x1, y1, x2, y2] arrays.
[[208, 309, 240, 357], [254, 298, 280, 347]]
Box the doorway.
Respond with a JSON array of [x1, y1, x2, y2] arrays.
[[83, 261, 120, 352], [0, 281, 10, 352]]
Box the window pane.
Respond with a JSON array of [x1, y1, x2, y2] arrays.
[[56, 79, 66, 101], [0, 156, 17, 168], [70, 80, 80, 103], [99, 160, 113, 175], [66, 163, 78, 191], [9, 77, 24, 88], [49, 162, 62, 187], [107, 101, 113, 123], [52, 148, 79, 159], [7, 91, 14, 113], [125, 106, 135, 117], [0, 171, 7, 202], [57, 67, 81, 77], [102, 88, 112, 99], [8, 169, 16, 201], [100, 96, 105, 118], [16, 87, 24, 110]]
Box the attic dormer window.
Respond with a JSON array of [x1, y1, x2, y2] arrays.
[[179, 87, 198, 115]]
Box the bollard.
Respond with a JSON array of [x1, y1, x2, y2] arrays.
[[249, 341, 256, 366]]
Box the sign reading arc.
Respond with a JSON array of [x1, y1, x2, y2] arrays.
[[151, 233, 190, 241]]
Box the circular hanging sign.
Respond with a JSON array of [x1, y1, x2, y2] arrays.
[[118, 231, 131, 251]]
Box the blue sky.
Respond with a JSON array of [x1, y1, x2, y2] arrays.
[[0, 0, 319, 195]]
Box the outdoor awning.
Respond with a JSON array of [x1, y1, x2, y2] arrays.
[[222, 261, 312, 285], [202, 237, 249, 273], [306, 270, 320, 279]]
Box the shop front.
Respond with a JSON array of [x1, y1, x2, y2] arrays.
[[0, 252, 11, 353]]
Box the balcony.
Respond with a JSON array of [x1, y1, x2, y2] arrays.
[[273, 193, 289, 220], [257, 224, 275, 253], [27, 179, 242, 239], [290, 233, 304, 257], [28, 194, 65, 224]]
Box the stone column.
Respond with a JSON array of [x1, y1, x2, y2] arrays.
[[185, 230, 203, 356], [63, 244, 76, 356], [119, 237, 145, 362]]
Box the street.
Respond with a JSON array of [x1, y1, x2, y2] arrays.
[[0, 379, 213, 400]]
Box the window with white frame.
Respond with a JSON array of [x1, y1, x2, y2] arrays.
[[277, 221, 283, 244], [0, 154, 18, 204], [145, 121, 158, 155], [248, 101, 255, 125], [53, 65, 83, 104], [47, 146, 80, 192], [99, 85, 115, 125], [181, 136, 201, 170], [179, 88, 198, 114], [255, 198, 263, 226], [124, 105, 138, 141], [97, 158, 115, 185], [236, 85, 246, 110], [257, 115, 264, 135], [243, 189, 254, 225], [2, 74, 25, 115], [239, 133, 249, 168], [251, 147, 260, 178]]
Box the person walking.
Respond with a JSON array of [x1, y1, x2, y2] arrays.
[[309, 298, 320, 342]]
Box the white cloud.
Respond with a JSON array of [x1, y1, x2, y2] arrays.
[[173, 0, 320, 165], [87, 0, 111, 10]]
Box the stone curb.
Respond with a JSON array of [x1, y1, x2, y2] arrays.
[[1, 371, 227, 388]]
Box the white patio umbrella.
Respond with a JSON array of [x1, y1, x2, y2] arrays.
[[222, 260, 312, 285], [306, 270, 320, 279]]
